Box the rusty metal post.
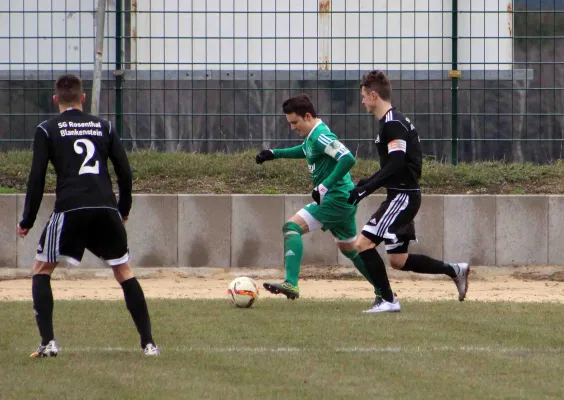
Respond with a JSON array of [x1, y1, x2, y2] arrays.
[[91, 0, 107, 116], [318, 0, 331, 70]]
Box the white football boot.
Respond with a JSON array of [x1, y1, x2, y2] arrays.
[[451, 263, 470, 301], [144, 343, 160, 356], [363, 295, 401, 313], [30, 340, 59, 358]]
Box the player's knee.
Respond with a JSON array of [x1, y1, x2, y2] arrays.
[[355, 234, 374, 253], [112, 262, 134, 283], [282, 221, 303, 236], [33, 261, 56, 275]]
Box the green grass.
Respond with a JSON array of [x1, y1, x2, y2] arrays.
[[0, 186, 17, 194], [0, 299, 562, 400], [2, 150, 564, 194]]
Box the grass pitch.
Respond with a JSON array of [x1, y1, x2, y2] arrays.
[[0, 299, 562, 400]]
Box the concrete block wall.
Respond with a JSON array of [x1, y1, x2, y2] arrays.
[[4, 194, 562, 268]]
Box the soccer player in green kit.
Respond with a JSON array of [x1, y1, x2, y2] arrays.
[[256, 94, 377, 299]]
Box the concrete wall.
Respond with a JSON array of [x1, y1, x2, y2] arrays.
[[4, 194, 562, 268]]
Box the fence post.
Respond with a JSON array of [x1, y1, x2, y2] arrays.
[[115, 0, 124, 137], [450, 0, 459, 165], [91, 0, 107, 116]]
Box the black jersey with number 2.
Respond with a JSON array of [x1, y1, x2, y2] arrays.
[[19, 109, 132, 229]]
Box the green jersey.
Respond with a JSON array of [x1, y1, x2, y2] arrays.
[[271, 120, 357, 239], [302, 121, 354, 192]]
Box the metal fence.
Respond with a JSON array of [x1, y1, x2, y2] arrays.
[[0, 0, 563, 163]]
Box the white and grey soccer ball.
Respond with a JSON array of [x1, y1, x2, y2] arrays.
[[228, 277, 259, 308]]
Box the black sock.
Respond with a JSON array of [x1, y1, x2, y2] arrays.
[[32, 274, 55, 346], [120, 277, 154, 348], [359, 248, 394, 302], [402, 254, 458, 278]]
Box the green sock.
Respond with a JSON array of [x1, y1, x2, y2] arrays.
[[283, 222, 304, 287], [342, 249, 380, 296]]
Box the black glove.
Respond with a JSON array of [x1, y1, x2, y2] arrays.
[[256, 149, 275, 164], [347, 187, 368, 206], [311, 184, 328, 205], [356, 178, 369, 187]]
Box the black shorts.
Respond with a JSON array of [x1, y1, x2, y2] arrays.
[[36, 208, 129, 266], [361, 190, 421, 254]]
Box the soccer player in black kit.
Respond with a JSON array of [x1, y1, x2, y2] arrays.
[[348, 70, 470, 313], [17, 74, 159, 356]]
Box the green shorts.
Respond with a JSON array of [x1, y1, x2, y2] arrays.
[[297, 193, 357, 242]]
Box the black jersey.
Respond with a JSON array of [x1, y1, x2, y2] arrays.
[[376, 108, 422, 189], [19, 109, 132, 229], [360, 108, 422, 194]]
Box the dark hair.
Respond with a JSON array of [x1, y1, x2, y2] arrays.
[[55, 74, 83, 105], [282, 93, 317, 118], [360, 70, 392, 101]]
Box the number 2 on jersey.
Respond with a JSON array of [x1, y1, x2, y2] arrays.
[[73, 139, 100, 175]]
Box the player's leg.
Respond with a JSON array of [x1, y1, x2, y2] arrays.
[[384, 193, 470, 301], [329, 214, 379, 297], [87, 209, 158, 354], [30, 260, 59, 358], [112, 262, 158, 355], [389, 251, 470, 301], [30, 211, 76, 358], [337, 240, 377, 294], [389, 251, 459, 277], [282, 214, 309, 288], [337, 240, 373, 287], [355, 196, 399, 311], [355, 234, 400, 313], [263, 211, 310, 299]]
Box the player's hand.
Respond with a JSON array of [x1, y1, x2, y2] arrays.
[[17, 224, 29, 238], [311, 184, 328, 205], [122, 216, 128, 224], [347, 187, 367, 206], [356, 178, 369, 187], [256, 149, 275, 164]]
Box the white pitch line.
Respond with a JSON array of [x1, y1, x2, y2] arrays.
[[12, 346, 564, 354]]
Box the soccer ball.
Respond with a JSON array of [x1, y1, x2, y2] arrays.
[[228, 277, 259, 308]]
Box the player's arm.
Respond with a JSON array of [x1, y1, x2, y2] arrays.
[[256, 145, 305, 163], [361, 123, 407, 194], [319, 138, 355, 189], [348, 122, 407, 204], [273, 145, 306, 159], [309, 135, 355, 204], [107, 122, 133, 219], [19, 126, 50, 231]]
